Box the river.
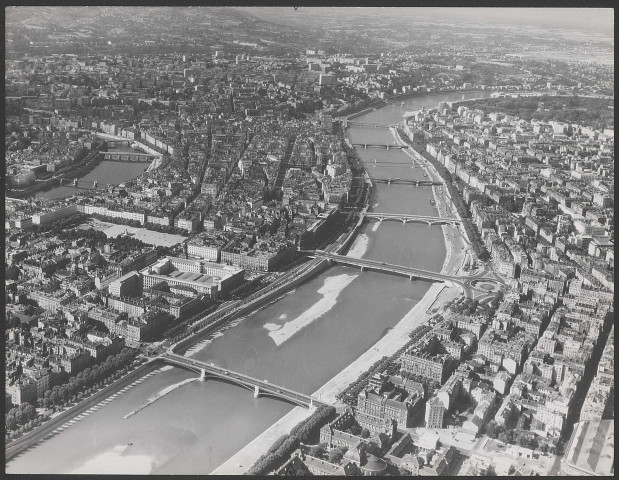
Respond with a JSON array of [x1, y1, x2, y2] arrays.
[[35, 146, 151, 200], [7, 90, 489, 474]]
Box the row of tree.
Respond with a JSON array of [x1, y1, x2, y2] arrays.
[[415, 143, 490, 261], [5, 402, 37, 432], [6, 349, 141, 437], [30, 213, 90, 236], [247, 405, 336, 475], [36, 348, 138, 412], [144, 221, 190, 236], [90, 213, 142, 229], [58, 227, 108, 245], [290, 405, 336, 442], [335, 355, 391, 406]]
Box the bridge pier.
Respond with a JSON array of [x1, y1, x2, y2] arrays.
[[254, 385, 260, 398], [402, 219, 407, 224], [360, 266, 366, 272], [200, 368, 206, 381]]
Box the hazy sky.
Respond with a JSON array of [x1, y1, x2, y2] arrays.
[[402, 8, 614, 35], [248, 7, 614, 37]]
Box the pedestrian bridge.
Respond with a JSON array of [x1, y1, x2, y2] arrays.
[[363, 212, 460, 226], [160, 353, 326, 410]]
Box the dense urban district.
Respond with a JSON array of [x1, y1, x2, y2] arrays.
[[5, 7, 614, 477]]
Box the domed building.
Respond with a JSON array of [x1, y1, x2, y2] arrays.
[[361, 454, 388, 476]]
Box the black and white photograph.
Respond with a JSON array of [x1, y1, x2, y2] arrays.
[[4, 6, 614, 476]]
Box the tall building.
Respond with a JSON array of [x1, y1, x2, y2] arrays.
[[400, 336, 455, 383], [355, 374, 423, 431], [425, 396, 445, 429], [108, 271, 142, 298]]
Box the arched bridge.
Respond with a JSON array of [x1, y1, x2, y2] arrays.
[[58, 178, 102, 190], [160, 353, 326, 410], [363, 212, 460, 226], [103, 151, 157, 162], [306, 251, 504, 299]]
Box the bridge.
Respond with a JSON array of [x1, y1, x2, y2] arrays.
[[345, 121, 392, 129], [374, 178, 443, 186], [363, 212, 460, 226], [368, 160, 432, 167], [352, 143, 408, 150], [58, 178, 101, 189], [307, 251, 504, 299], [103, 151, 157, 162], [160, 353, 326, 410]]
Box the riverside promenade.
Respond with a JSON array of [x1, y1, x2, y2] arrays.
[[5, 359, 162, 461]]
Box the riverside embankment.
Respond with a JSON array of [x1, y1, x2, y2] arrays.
[[7, 149, 103, 199], [171, 258, 331, 355], [212, 97, 476, 476], [7, 89, 489, 476], [6, 359, 163, 461]]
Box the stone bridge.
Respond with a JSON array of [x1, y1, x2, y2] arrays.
[[103, 151, 157, 162], [363, 212, 460, 226]]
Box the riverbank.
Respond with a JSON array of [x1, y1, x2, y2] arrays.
[[7, 150, 103, 199], [214, 113, 469, 476], [211, 406, 312, 475], [333, 98, 387, 119], [387, 87, 486, 103], [390, 125, 469, 275], [171, 259, 330, 355], [6, 359, 163, 461], [309, 126, 469, 404]]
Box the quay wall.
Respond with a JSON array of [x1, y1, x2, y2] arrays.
[[6, 150, 103, 199], [172, 259, 331, 355], [5, 359, 163, 461]]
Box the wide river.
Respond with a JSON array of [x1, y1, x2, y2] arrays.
[[7, 91, 488, 474]]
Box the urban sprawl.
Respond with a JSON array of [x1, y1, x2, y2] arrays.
[[5, 10, 614, 477]]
